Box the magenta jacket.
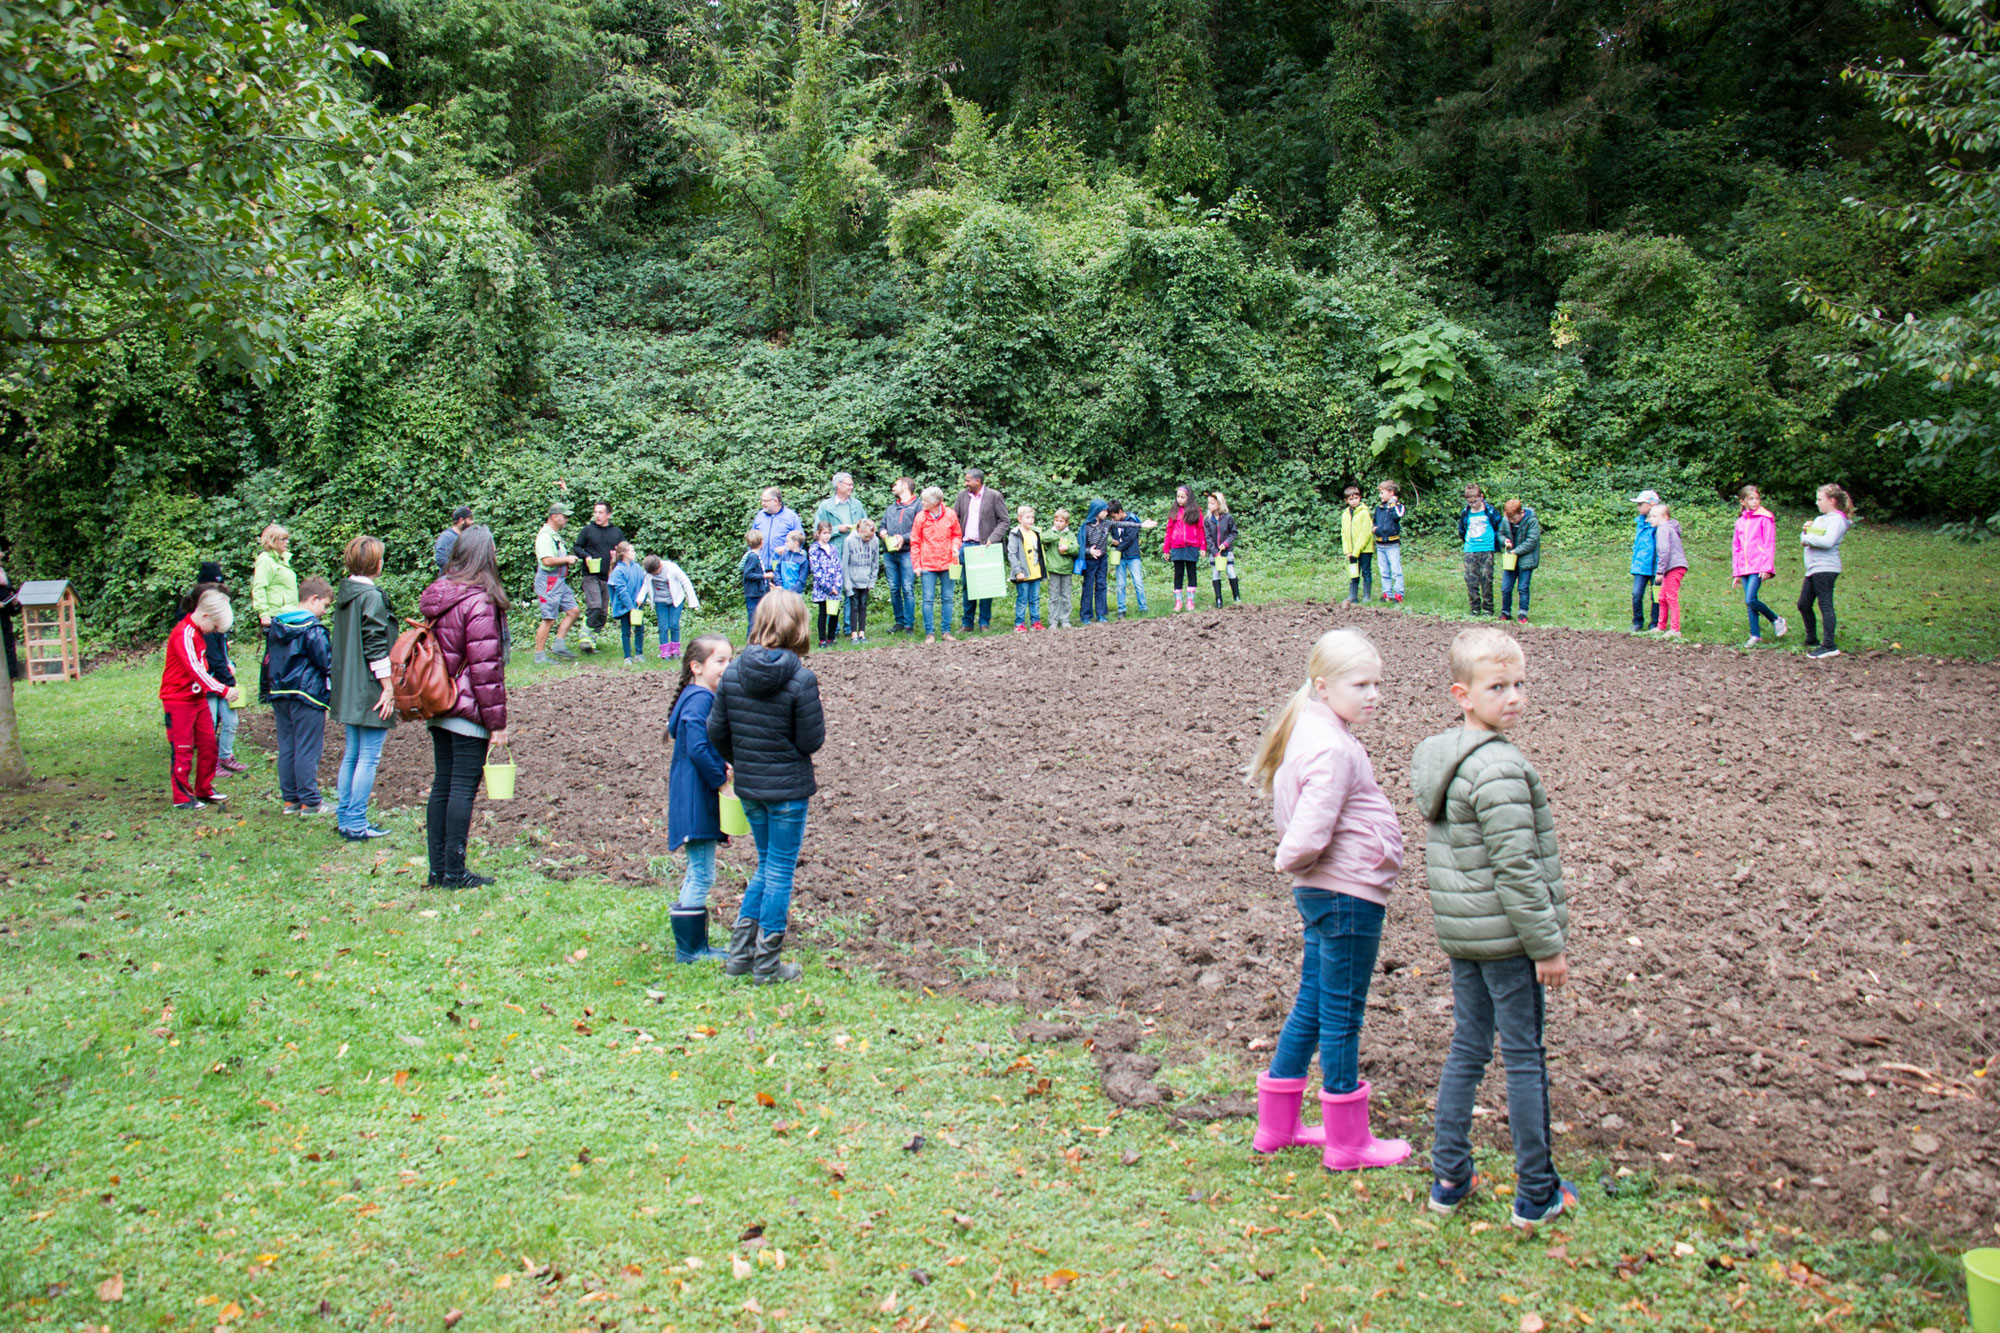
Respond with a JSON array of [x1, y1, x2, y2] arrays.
[[1161, 505, 1206, 559], [419, 577, 508, 733], [1732, 506, 1776, 578], [1270, 699, 1404, 905]]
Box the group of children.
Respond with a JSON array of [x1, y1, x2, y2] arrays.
[[595, 541, 701, 664]]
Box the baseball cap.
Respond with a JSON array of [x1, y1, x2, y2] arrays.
[[548, 502, 571, 517], [1630, 489, 1661, 504], [197, 561, 226, 584]]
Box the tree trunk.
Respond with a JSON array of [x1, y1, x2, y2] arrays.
[[0, 666, 29, 786]]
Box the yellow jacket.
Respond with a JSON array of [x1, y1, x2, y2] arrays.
[[1341, 504, 1376, 558]]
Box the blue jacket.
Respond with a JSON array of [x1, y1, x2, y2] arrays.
[[1458, 505, 1499, 554], [1106, 515, 1146, 560], [775, 548, 809, 594], [740, 549, 767, 602], [1630, 511, 1657, 576], [667, 683, 729, 849], [609, 561, 647, 618], [1373, 503, 1405, 542], [263, 609, 331, 708]]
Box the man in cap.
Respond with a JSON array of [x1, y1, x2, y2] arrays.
[[534, 502, 582, 663], [435, 506, 475, 572]]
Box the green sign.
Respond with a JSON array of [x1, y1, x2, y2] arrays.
[[963, 545, 1008, 601]]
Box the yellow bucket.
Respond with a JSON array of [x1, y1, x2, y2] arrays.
[[1503, 551, 1519, 571], [1347, 560, 1360, 580], [483, 743, 516, 800], [720, 791, 750, 837], [1968, 1249, 2000, 1333]]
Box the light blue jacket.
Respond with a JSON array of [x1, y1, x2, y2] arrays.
[[608, 561, 647, 618], [1630, 512, 1657, 576]]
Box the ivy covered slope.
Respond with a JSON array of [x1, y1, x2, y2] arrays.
[[8, 0, 2000, 642]]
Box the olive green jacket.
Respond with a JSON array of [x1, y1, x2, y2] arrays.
[[1409, 728, 1568, 962], [330, 577, 398, 730]]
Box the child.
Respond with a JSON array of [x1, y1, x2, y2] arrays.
[[161, 587, 238, 809], [774, 529, 810, 597], [608, 541, 649, 664], [1457, 484, 1499, 617], [265, 576, 334, 815], [1372, 483, 1406, 604], [1205, 491, 1239, 607], [1629, 489, 1660, 632], [666, 634, 735, 964], [1106, 501, 1151, 617], [188, 562, 245, 774], [1411, 627, 1576, 1228], [1799, 483, 1853, 660], [740, 531, 768, 637], [1245, 628, 1409, 1170], [1498, 499, 1540, 624], [1341, 486, 1375, 604], [1731, 484, 1785, 647], [911, 486, 962, 643], [1648, 503, 1688, 638], [646, 550, 700, 660], [1079, 499, 1112, 625], [1162, 485, 1206, 612], [1046, 510, 1077, 627], [1006, 504, 1046, 631], [841, 519, 882, 642], [808, 521, 844, 648], [709, 590, 826, 984]]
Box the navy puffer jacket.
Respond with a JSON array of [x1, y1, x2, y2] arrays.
[[707, 646, 824, 802]]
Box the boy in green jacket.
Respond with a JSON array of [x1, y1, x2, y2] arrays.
[[1409, 626, 1576, 1230]]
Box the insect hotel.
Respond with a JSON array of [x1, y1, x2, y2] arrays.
[[18, 580, 81, 683]]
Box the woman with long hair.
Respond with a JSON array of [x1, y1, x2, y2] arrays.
[[419, 525, 510, 887]]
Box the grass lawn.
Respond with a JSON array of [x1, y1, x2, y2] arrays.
[[2, 653, 1981, 1333]]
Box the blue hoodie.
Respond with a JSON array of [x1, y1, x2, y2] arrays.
[[263, 608, 331, 707], [1630, 511, 1657, 576], [609, 560, 647, 618]]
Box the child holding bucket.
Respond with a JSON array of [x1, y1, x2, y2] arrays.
[[808, 520, 845, 648], [666, 633, 736, 963], [1244, 627, 1409, 1171]]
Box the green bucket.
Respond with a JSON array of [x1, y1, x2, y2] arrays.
[[1968, 1249, 2000, 1333], [482, 743, 516, 800], [720, 792, 750, 837]]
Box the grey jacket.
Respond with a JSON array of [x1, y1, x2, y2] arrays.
[[1652, 518, 1688, 575], [841, 533, 881, 590], [1801, 510, 1849, 575], [1410, 728, 1568, 962]]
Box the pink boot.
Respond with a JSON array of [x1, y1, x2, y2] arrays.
[[1318, 1081, 1412, 1171], [1251, 1074, 1327, 1153], [658, 643, 671, 661]]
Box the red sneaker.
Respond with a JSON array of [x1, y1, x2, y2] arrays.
[[1013, 624, 1028, 634], [1032, 621, 1044, 631]]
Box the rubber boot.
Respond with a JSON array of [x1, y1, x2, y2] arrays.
[[723, 918, 759, 976], [671, 907, 727, 963], [658, 642, 671, 661], [1229, 577, 1240, 603], [751, 929, 802, 985], [1318, 1081, 1412, 1171], [1250, 1074, 1328, 1153], [1212, 579, 1224, 608]]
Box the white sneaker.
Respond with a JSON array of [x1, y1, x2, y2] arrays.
[[1773, 616, 1789, 639], [1743, 637, 1761, 649]]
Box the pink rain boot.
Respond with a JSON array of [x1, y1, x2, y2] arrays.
[[658, 643, 671, 661], [1318, 1081, 1411, 1171], [1251, 1074, 1327, 1153]]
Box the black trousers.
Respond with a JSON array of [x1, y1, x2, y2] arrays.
[[848, 588, 870, 634], [427, 727, 489, 877], [1173, 557, 1199, 589], [1798, 572, 1838, 649]]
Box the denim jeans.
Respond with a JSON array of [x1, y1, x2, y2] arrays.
[[1268, 890, 1386, 1094], [883, 548, 915, 629], [619, 614, 649, 658], [336, 723, 388, 832], [1631, 573, 1659, 630], [737, 797, 808, 934], [1117, 557, 1147, 614], [1347, 551, 1374, 601], [745, 593, 762, 639], [426, 726, 489, 878], [1432, 955, 1557, 1208], [960, 541, 993, 629], [1013, 579, 1041, 625], [1376, 543, 1403, 597], [208, 694, 239, 761], [920, 570, 955, 635], [1742, 572, 1778, 638], [1079, 558, 1108, 623], [657, 602, 684, 648], [271, 697, 326, 806], [678, 837, 717, 908], [1501, 565, 1533, 617]]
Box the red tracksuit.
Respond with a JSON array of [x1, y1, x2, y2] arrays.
[[161, 614, 229, 805]]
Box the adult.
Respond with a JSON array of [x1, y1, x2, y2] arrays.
[[953, 468, 1008, 633], [419, 526, 510, 889], [331, 535, 398, 842], [434, 506, 475, 572], [572, 501, 626, 644], [1497, 499, 1540, 624], [911, 485, 962, 643], [751, 488, 803, 577], [879, 477, 921, 633], [815, 473, 871, 636], [250, 523, 298, 628], [0, 560, 20, 683], [533, 502, 581, 663]]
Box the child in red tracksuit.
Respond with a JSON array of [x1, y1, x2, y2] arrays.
[[161, 588, 239, 809]]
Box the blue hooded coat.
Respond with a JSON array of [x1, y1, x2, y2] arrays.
[[666, 682, 729, 849], [1630, 511, 1658, 576]]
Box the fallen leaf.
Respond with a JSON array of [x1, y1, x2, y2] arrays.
[[392, 1070, 409, 1090], [1121, 1149, 1140, 1167], [218, 1301, 244, 1324], [878, 1291, 899, 1313], [1043, 1268, 1080, 1291], [732, 1255, 753, 1279], [443, 1310, 464, 1328], [903, 1134, 925, 1153], [492, 1275, 512, 1290], [952, 1213, 975, 1228], [1520, 1316, 1545, 1333], [756, 1091, 777, 1108], [96, 1274, 124, 1302]]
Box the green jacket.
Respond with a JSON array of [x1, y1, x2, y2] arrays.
[[1499, 507, 1541, 570], [1410, 728, 1567, 962], [251, 550, 298, 619], [814, 494, 870, 538], [330, 577, 398, 730]]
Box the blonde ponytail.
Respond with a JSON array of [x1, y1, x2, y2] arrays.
[[1246, 628, 1383, 791]]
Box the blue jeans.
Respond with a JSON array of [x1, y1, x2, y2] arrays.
[[883, 549, 915, 629], [737, 797, 808, 934], [619, 614, 649, 657], [1743, 572, 1778, 637], [1432, 955, 1557, 1208], [1116, 558, 1147, 613], [1375, 543, 1402, 598], [1268, 889, 1385, 1095], [208, 694, 239, 761], [1630, 573, 1658, 630], [960, 541, 993, 629], [1079, 558, 1108, 623], [1502, 565, 1533, 617], [678, 837, 717, 908], [920, 570, 955, 636], [1013, 579, 1041, 625], [745, 593, 763, 638], [336, 723, 388, 832], [656, 602, 684, 648]]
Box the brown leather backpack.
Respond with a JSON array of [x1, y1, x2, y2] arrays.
[[388, 618, 458, 721]]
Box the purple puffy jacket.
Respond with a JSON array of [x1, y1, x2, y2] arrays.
[[419, 577, 508, 733]]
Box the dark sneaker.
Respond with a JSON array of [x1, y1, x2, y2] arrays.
[[339, 826, 390, 841], [175, 800, 209, 812], [1806, 646, 1841, 659], [1429, 1171, 1482, 1216], [1511, 1179, 1579, 1229], [441, 870, 495, 889], [297, 803, 324, 817]]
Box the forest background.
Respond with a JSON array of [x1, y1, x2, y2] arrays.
[[8, 0, 2000, 641]]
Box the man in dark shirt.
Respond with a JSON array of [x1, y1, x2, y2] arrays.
[[572, 501, 626, 642], [434, 506, 474, 571]]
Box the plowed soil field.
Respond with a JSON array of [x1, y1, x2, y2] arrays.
[[254, 603, 2000, 1236]]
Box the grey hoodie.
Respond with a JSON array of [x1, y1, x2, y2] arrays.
[[1409, 728, 1568, 962], [841, 533, 881, 590]]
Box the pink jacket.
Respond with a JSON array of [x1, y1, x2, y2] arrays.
[[1732, 507, 1776, 578], [1270, 699, 1403, 904], [1162, 505, 1206, 558]]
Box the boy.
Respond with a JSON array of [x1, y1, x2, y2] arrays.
[[1045, 509, 1077, 627], [740, 531, 768, 636], [162, 587, 238, 810], [1105, 501, 1150, 617], [1006, 504, 1045, 632], [265, 576, 334, 815], [1629, 489, 1660, 633], [774, 529, 810, 595], [1410, 627, 1575, 1229], [1373, 482, 1406, 604], [1340, 485, 1375, 603], [1078, 499, 1112, 625], [1457, 484, 1499, 618]]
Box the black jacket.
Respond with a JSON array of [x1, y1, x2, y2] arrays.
[[708, 646, 825, 802]]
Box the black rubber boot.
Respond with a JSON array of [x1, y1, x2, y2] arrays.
[[671, 907, 728, 964], [751, 929, 802, 985], [1229, 577, 1240, 602], [723, 918, 759, 976], [1212, 579, 1224, 608]]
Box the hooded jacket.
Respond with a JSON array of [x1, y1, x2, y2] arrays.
[[609, 560, 648, 618], [808, 540, 844, 603], [1801, 509, 1849, 575], [330, 577, 397, 730], [1005, 525, 1045, 581], [1078, 499, 1111, 574], [1652, 517, 1688, 575], [1731, 507, 1776, 579], [1499, 507, 1541, 571], [262, 608, 331, 708], [1410, 728, 1567, 962], [707, 645, 825, 802], [911, 504, 962, 574], [419, 577, 508, 733], [1161, 503, 1205, 559], [667, 682, 729, 849], [1630, 511, 1658, 576], [842, 533, 882, 590], [1270, 700, 1403, 904], [1341, 503, 1376, 558]]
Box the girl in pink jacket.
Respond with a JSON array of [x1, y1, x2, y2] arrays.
[[1731, 484, 1787, 647], [1162, 484, 1207, 612], [1244, 628, 1410, 1172]]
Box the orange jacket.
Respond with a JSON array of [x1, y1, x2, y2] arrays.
[[911, 504, 963, 573]]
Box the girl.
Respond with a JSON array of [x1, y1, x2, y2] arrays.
[[1162, 484, 1206, 612], [1799, 483, 1853, 660], [1731, 485, 1785, 647], [1205, 492, 1239, 607], [608, 541, 649, 664], [1648, 503, 1688, 638], [774, 529, 810, 596], [645, 550, 700, 660], [419, 526, 510, 889], [808, 520, 844, 648], [666, 634, 735, 964], [330, 536, 398, 841], [708, 591, 825, 984], [1245, 628, 1409, 1171], [842, 518, 882, 642], [161, 588, 238, 810]]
